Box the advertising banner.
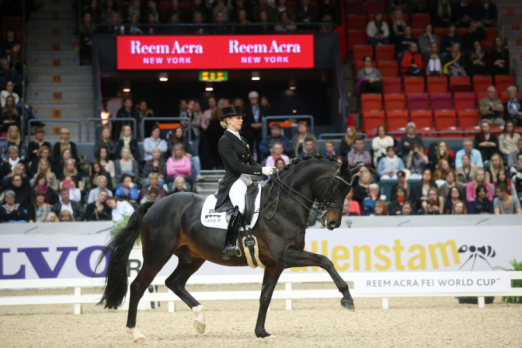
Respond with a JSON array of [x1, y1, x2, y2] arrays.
[[354, 272, 511, 294], [116, 35, 315, 70], [1, 226, 520, 280]]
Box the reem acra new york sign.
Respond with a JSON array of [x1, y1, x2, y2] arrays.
[[116, 35, 314, 70]]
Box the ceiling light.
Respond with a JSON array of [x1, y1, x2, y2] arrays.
[[205, 82, 213, 91], [159, 72, 168, 82], [251, 71, 260, 81], [122, 81, 131, 93], [289, 79, 296, 90]]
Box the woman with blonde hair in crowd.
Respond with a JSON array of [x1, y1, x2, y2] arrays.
[[35, 158, 58, 190], [96, 146, 116, 184], [116, 125, 140, 160], [85, 189, 112, 221], [94, 126, 117, 160], [429, 140, 453, 170], [167, 144, 193, 188], [61, 158, 83, 191], [438, 170, 463, 198], [59, 210, 74, 222], [172, 176, 188, 193], [42, 211, 58, 222], [451, 200, 467, 215], [371, 201, 389, 216], [340, 126, 357, 158], [53, 147, 75, 177], [266, 143, 290, 167], [29, 145, 51, 177], [486, 153, 504, 183], [456, 153, 477, 187], [353, 171, 373, 206], [0, 96, 21, 133], [292, 121, 318, 158], [114, 146, 139, 183], [433, 158, 451, 186], [53, 128, 78, 164], [1, 125, 26, 161], [406, 143, 428, 179], [28, 127, 51, 162], [466, 168, 493, 202]]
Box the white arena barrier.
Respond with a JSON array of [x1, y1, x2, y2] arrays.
[[0, 272, 521, 314]]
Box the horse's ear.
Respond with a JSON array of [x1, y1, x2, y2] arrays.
[[350, 163, 364, 176], [340, 160, 349, 173]]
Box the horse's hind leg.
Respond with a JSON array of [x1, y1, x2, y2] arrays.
[[126, 257, 169, 343], [165, 258, 206, 334]]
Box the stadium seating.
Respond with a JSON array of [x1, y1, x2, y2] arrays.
[[450, 76, 472, 93], [361, 94, 382, 112], [410, 110, 433, 128], [382, 77, 402, 94], [458, 109, 481, 128], [375, 45, 395, 61], [427, 76, 448, 95], [362, 111, 385, 132], [500, 91, 522, 103], [348, 30, 367, 51], [386, 110, 409, 130], [384, 94, 406, 111], [377, 61, 399, 77], [353, 45, 374, 62], [411, 13, 431, 30], [345, 1, 365, 15], [473, 76, 493, 94], [347, 15, 367, 30], [495, 75, 515, 93], [438, 126, 463, 138], [434, 110, 457, 129], [403, 76, 425, 95], [407, 94, 429, 111], [430, 93, 452, 111], [366, 0, 386, 13], [454, 93, 476, 110]]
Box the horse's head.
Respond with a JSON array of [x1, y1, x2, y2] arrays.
[[314, 161, 362, 230]]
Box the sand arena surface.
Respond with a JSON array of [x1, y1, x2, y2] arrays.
[[1, 282, 521, 348]]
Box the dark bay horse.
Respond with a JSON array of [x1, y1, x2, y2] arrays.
[[97, 155, 362, 343]]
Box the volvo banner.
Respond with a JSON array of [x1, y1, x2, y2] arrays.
[[1, 226, 520, 279], [116, 35, 315, 70]]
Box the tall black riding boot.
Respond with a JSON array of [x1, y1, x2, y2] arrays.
[[222, 206, 243, 260]]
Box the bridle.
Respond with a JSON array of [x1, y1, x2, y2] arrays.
[[258, 167, 352, 221]]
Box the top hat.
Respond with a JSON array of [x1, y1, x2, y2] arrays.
[[220, 106, 245, 120]]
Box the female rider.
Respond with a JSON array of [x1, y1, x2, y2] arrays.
[[215, 106, 275, 260]]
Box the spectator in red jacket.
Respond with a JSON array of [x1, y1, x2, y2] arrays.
[[401, 42, 424, 76]]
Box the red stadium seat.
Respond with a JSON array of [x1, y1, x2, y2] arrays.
[[348, 30, 367, 52], [495, 75, 516, 94], [403, 76, 425, 95], [456, 28, 468, 36], [427, 76, 448, 95], [437, 127, 463, 138], [411, 13, 431, 30], [473, 76, 493, 94], [345, 1, 365, 15], [450, 76, 471, 93], [375, 44, 395, 61], [458, 109, 481, 128], [382, 77, 402, 94], [434, 110, 457, 130], [366, 0, 386, 13], [363, 111, 385, 131], [384, 94, 406, 111], [347, 15, 367, 30], [353, 45, 374, 62], [406, 93, 429, 111], [160, 2, 172, 15], [434, 28, 447, 43], [410, 110, 433, 128], [430, 93, 452, 111], [500, 91, 522, 103], [386, 110, 409, 130], [377, 61, 398, 77], [484, 27, 498, 43], [454, 93, 476, 110], [361, 94, 383, 112]]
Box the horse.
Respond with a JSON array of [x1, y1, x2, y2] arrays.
[[97, 155, 362, 343]]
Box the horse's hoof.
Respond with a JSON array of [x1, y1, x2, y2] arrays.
[[194, 320, 206, 334], [134, 337, 145, 344], [126, 328, 145, 343], [264, 335, 278, 344], [341, 299, 355, 311]]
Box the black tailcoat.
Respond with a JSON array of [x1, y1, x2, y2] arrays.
[[215, 131, 262, 211]]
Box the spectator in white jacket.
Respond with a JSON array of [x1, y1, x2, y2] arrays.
[[106, 197, 134, 222], [143, 126, 167, 161], [367, 11, 389, 45], [377, 147, 405, 180], [372, 125, 394, 166]]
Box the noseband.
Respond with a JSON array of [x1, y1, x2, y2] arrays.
[[259, 167, 352, 220]]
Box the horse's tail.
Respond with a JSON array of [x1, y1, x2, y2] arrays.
[[97, 201, 155, 309]]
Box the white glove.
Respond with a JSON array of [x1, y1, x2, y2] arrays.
[[517, 172, 522, 179], [262, 167, 276, 176]]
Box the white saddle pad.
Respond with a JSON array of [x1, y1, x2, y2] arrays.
[[201, 184, 262, 230]]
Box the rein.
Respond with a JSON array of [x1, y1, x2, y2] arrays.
[[258, 167, 350, 221]]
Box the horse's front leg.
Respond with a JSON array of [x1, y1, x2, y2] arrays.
[[283, 248, 354, 310], [254, 266, 283, 343]]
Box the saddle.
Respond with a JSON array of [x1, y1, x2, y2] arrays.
[[214, 183, 259, 224]]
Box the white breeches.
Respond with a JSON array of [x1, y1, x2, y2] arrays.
[[229, 175, 251, 214]]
